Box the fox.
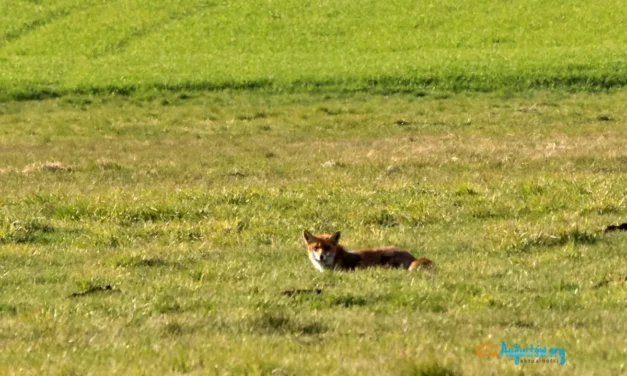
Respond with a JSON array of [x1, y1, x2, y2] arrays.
[[303, 230, 434, 272]]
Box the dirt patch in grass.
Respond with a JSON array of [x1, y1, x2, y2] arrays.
[[22, 161, 72, 173]]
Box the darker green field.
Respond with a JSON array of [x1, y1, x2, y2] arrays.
[[1, 0, 627, 100]]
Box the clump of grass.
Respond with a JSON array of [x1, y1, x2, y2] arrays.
[[162, 321, 186, 336], [250, 313, 326, 335], [154, 298, 183, 314], [330, 294, 370, 307], [400, 361, 460, 376], [115, 256, 175, 268], [366, 210, 399, 228], [0, 219, 55, 244], [0, 304, 18, 316], [95, 157, 123, 171], [507, 228, 600, 253]]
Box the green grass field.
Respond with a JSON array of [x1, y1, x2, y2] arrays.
[[1, 0, 627, 375], [1, 0, 627, 99], [1, 91, 626, 375]]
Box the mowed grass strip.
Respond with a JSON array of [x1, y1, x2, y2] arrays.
[[1, 0, 627, 99], [0, 91, 626, 374]]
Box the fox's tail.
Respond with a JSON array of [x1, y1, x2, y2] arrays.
[[409, 258, 435, 271]]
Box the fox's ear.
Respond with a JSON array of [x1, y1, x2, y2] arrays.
[[329, 231, 341, 244], [303, 230, 316, 244]]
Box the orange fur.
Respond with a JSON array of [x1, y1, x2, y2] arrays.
[[303, 230, 435, 272]]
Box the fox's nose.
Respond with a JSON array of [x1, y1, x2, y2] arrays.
[[319, 254, 325, 261]]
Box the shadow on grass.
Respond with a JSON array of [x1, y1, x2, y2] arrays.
[[507, 228, 600, 253], [0, 304, 18, 316], [400, 361, 460, 376], [115, 256, 183, 269], [68, 284, 120, 298], [0, 220, 56, 244], [330, 294, 369, 307], [250, 313, 326, 335]]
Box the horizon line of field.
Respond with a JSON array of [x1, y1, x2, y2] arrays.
[[2, 73, 626, 102]]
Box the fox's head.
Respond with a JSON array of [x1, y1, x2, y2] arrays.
[[303, 230, 341, 272]]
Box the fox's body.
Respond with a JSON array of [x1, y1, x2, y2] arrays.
[[303, 230, 434, 272]]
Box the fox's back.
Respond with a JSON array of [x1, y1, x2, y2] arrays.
[[352, 246, 416, 269]]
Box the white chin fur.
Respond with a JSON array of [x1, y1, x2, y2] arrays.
[[309, 254, 327, 272]]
